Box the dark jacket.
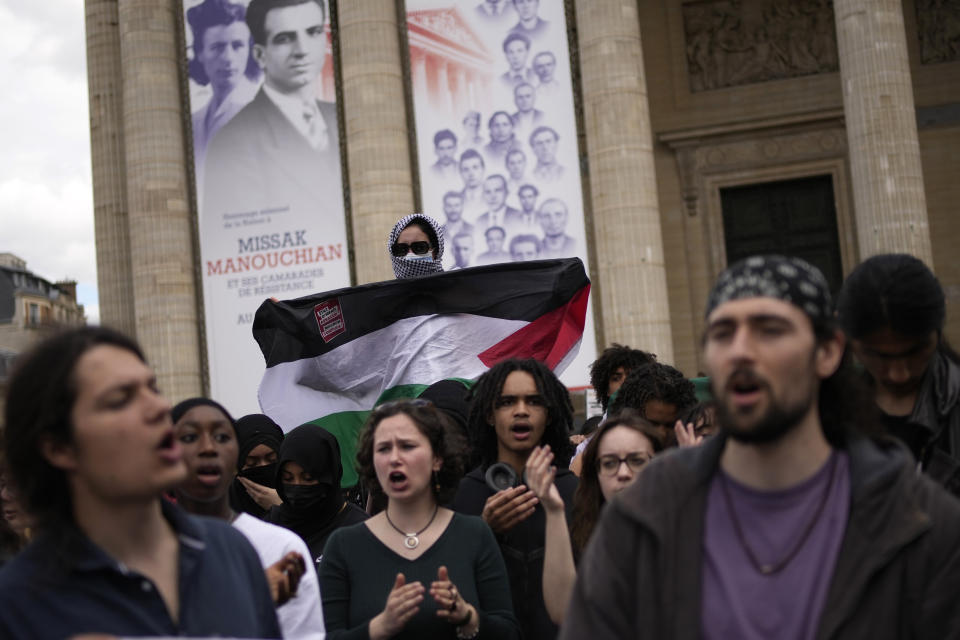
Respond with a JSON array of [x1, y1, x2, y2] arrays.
[[453, 466, 578, 640], [906, 350, 960, 495], [560, 433, 960, 639]]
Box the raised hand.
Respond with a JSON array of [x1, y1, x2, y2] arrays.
[[238, 476, 283, 510], [369, 573, 424, 640], [525, 445, 564, 514], [481, 484, 539, 534], [674, 419, 704, 448]]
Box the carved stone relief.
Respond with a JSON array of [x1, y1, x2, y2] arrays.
[[682, 0, 839, 92], [668, 125, 848, 219], [916, 0, 960, 64]]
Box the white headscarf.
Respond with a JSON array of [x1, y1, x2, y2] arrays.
[[388, 213, 445, 279]]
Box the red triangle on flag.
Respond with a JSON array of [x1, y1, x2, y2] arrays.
[[478, 284, 590, 369]]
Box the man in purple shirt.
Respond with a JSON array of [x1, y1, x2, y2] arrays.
[[561, 254, 960, 639]]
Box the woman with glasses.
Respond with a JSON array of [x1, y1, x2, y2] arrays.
[[389, 214, 445, 279], [319, 400, 521, 640], [525, 410, 663, 625]]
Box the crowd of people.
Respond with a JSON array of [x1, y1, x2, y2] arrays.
[[1, 250, 959, 638]]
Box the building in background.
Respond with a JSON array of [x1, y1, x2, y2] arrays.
[[83, 0, 960, 413], [0, 252, 86, 419]]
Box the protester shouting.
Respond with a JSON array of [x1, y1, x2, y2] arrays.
[[452, 358, 577, 640], [171, 397, 326, 639], [320, 400, 520, 639], [0, 327, 280, 638], [561, 255, 960, 639]]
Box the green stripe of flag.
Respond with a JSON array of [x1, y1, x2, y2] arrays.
[[305, 381, 473, 488]]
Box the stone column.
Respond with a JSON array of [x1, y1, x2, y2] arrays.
[[85, 0, 136, 336], [117, 1, 203, 400], [339, 2, 417, 284], [835, 0, 933, 265], [575, 0, 674, 362]]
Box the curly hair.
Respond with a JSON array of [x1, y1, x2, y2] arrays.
[[588, 344, 657, 411], [466, 359, 574, 470], [355, 400, 467, 504], [570, 410, 662, 555], [609, 362, 697, 417]]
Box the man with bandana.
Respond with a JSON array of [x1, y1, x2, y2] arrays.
[[560, 255, 960, 638]]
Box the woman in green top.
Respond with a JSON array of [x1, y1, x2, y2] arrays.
[[319, 400, 521, 640]]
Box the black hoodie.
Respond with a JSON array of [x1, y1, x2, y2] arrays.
[[268, 424, 368, 569]]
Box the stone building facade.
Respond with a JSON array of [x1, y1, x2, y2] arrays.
[[0, 253, 87, 418], [84, 0, 960, 398]]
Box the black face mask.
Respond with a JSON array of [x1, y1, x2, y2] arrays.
[[240, 462, 278, 489], [283, 484, 329, 511]]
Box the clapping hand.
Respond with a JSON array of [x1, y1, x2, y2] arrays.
[[264, 551, 306, 605], [369, 573, 424, 640], [430, 565, 476, 626], [481, 484, 538, 534], [525, 445, 565, 514]]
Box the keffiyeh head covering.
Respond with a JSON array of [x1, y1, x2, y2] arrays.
[[705, 255, 832, 324], [388, 213, 444, 279]]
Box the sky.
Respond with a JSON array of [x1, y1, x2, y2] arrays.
[[1, 0, 99, 323]]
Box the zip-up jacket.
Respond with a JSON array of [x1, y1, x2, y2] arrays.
[[560, 433, 960, 639]]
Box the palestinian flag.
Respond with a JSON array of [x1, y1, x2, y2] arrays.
[[253, 258, 590, 486]]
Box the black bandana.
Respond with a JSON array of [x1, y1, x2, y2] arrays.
[[389, 213, 445, 279], [705, 255, 831, 323]]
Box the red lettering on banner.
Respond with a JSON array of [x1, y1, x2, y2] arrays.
[[206, 246, 345, 276]]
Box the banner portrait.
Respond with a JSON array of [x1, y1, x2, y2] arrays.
[[182, 0, 349, 414], [405, 0, 597, 387]]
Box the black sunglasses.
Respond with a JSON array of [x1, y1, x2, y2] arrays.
[[391, 241, 432, 257]]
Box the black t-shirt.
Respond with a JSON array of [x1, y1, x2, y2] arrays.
[[880, 411, 926, 462]]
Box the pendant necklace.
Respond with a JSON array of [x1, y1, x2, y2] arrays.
[[720, 452, 837, 575], [385, 503, 439, 549]]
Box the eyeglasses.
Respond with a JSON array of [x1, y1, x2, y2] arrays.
[[391, 242, 432, 257], [597, 453, 651, 476]]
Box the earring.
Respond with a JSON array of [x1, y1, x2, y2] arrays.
[[432, 469, 441, 494]]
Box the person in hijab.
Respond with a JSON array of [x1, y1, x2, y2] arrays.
[[171, 397, 326, 640], [269, 424, 368, 570], [389, 213, 445, 279], [230, 414, 285, 519]]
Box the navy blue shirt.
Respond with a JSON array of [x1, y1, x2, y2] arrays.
[[0, 500, 281, 639]]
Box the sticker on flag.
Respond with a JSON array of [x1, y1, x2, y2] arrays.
[[253, 258, 590, 486], [314, 299, 346, 343]]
